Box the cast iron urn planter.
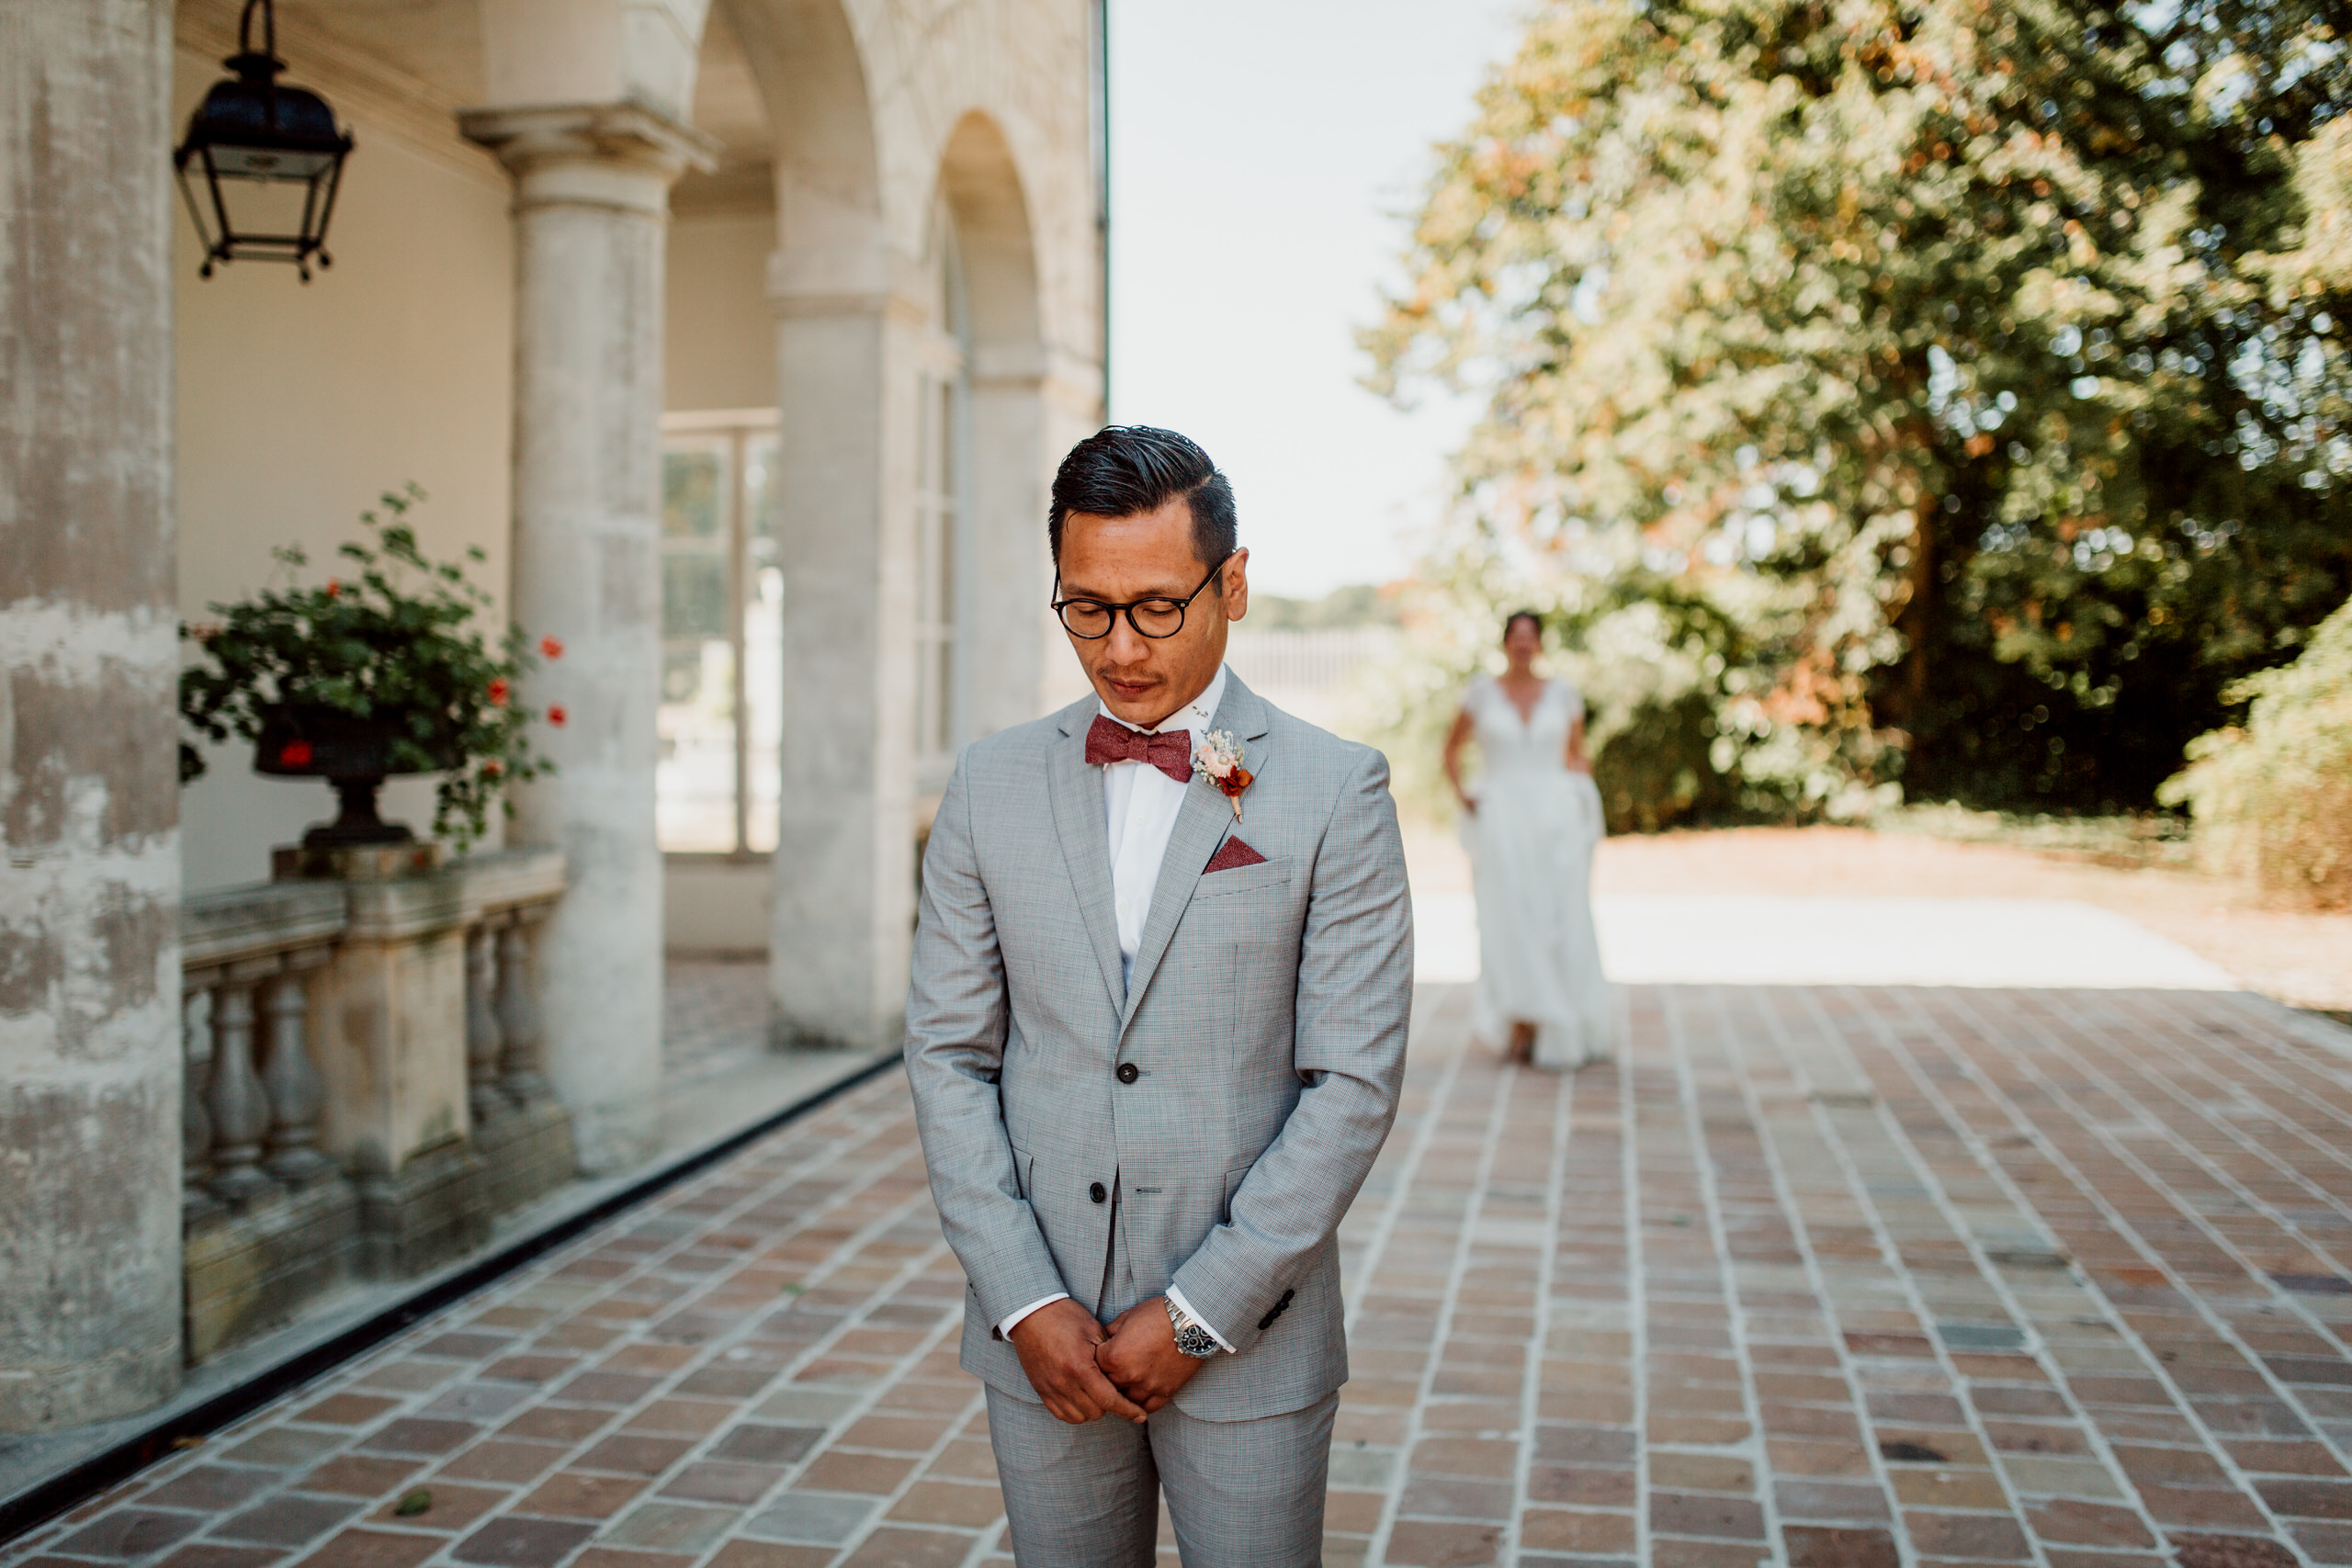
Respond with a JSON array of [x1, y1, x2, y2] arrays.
[[255, 705, 455, 847]]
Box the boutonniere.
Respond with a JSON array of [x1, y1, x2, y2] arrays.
[[1193, 729, 1254, 821]]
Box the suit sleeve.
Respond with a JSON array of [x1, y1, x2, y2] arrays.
[[901, 751, 1071, 1327], [1169, 747, 1413, 1353]]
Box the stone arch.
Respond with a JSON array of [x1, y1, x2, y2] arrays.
[[934, 109, 1042, 358], [718, 0, 885, 301]]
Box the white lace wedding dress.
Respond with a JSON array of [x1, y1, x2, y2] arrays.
[[1461, 675, 1618, 1069]]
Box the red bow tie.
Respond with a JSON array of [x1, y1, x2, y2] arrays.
[[1085, 714, 1193, 784]]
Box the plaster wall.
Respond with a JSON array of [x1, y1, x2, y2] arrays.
[[173, 51, 515, 895], [665, 857, 773, 956], [666, 209, 776, 412]]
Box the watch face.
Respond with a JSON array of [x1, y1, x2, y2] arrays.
[[1174, 1324, 1218, 1358]]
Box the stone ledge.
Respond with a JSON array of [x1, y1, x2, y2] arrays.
[[458, 847, 568, 919], [182, 882, 346, 972], [184, 847, 568, 961]]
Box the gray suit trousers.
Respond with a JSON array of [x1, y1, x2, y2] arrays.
[[987, 1384, 1337, 1567]]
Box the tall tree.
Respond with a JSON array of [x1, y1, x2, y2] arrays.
[[1368, 0, 2352, 819]]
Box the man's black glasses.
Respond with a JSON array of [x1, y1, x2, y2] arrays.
[[1052, 552, 1234, 640]]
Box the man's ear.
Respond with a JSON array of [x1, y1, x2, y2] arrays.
[[1223, 547, 1250, 622]]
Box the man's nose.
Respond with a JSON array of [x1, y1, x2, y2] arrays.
[[1102, 614, 1152, 665]]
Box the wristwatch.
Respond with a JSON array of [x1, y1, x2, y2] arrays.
[[1163, 1296, 1222, 1359]]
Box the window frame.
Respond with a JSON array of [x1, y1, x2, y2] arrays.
[[659, 406, 779, 861], [913, 209, 976, 796]]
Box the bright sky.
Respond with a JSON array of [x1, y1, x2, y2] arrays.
[[1108, 0, 1530, 598]]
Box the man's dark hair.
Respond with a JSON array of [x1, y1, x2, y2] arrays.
[[1503, 609, 1544, 642], [1049, 425, 1238, 579]]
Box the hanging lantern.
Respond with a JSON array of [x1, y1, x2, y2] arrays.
[[173, 0, 355, 282]]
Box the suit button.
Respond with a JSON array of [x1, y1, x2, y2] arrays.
[[1090, 1181, 1107, 1203], [1280, 1290, 1295, 1304], [1115, 1062, 1138, 1084], [1258, 1313, 1274, 1331]]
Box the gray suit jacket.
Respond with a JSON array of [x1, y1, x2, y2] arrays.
[[902, 672, 1413, 1421]]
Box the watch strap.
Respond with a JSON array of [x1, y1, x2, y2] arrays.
[[1163, 1294, 1221, 1358]]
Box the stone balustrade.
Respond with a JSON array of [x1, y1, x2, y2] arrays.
[[177, 850, 574, 1362]]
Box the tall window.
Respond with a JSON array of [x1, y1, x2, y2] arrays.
[[915, 212, 974, 789], [658, 412, 782, 853]]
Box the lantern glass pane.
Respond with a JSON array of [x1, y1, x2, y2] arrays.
[[216, 174, 321, 244], [210, 145, 335, 180]]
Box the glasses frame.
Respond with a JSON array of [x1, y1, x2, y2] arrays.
[[1051, 551, 1235, 640]]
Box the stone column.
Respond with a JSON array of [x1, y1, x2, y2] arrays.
[[965, 342, 1052, 740], [0, 0, 185, 1429], [766, 250, 926, 1050], [459, 104, 709, 1174]]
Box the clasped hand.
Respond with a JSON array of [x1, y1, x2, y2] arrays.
[[1007, 1296, 1205, 1425]]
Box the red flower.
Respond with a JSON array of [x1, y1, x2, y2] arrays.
[[488, 677, 509, 705], [547, 705, 567, 727], [279, 739, 314, 767], [325, 580, 340, 598], [482, 760, 503, 778], [539, 636, 564, 660]]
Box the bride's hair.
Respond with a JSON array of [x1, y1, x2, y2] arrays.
[[1502, 609, 1544, 643]]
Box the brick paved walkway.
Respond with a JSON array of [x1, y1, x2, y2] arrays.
[[662, 963, 775, 1079], [15, 982, 2352, 1568]]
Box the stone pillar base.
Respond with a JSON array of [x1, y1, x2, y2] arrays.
[[475, 1100, 577, 1215], [356, 1139, 492, 1279], [184, 1179, 362, 1363]]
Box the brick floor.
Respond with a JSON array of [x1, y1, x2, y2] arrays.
[[662, 964, 773, 1080], [13, 982, 2352, 1567]]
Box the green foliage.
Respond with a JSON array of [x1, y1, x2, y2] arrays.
[[179, 487, 553, 853], [1874, 799, 2192, 869], [1248, 583, 1404, 630], [2160, 593, 2352, 907], [1365, 0, 2352, 818]]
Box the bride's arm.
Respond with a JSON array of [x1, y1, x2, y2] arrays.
[[1442, 704, 1477, 811], [1563, 711, 1592, 775]]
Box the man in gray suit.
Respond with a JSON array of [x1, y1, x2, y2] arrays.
[[903, 426, 1413, 1564]]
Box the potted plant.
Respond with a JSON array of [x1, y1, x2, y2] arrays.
[[180, 485, 558, 855]]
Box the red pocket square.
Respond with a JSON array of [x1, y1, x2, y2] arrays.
[[1204, 835, 1268, 874]]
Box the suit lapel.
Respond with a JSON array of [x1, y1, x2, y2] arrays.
[[1118, 674, 1276, 1033], [1046, 699, 1127, 1012]]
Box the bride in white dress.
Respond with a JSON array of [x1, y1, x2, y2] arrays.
[[1442, 612, 1617, 1069]]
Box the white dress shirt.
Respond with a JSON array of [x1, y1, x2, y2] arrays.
[[997, 664, 1236, 1352]]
